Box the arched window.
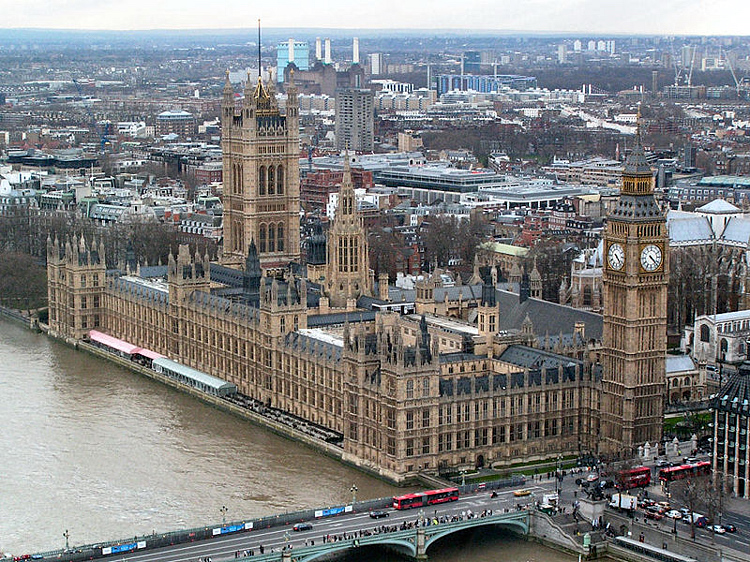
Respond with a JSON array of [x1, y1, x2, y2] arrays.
[[259, 224, 267, 252], [276, 165, 284, 194], [277, 224, 284, 252], [258, 166, 266, 195], [700, 324, 710, 342], [268, 223, 275, 252], [267, 166, 275, 195], [583, 285, 592, 307]]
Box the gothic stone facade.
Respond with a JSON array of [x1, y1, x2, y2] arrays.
[[47, 241, 601, 483]]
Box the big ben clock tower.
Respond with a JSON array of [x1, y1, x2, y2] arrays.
[[600, 112, 668, 457]]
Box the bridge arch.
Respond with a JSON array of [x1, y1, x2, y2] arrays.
[[292, 538, 417, 562], [425, 519, 528, 552]]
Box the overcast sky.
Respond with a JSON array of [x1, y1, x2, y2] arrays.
[[5, 0, 749, 35]]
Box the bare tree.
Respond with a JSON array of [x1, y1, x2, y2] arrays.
[[670, 477, 709, 540], [0, 252, 47, 313]]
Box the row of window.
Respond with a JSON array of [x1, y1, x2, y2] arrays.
[[228, 164, 286, 196], [259, 165, 284, 196], [403, 418, 580, 457], [259, 223, 285, 253]]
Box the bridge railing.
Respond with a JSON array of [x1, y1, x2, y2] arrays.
[[30, 497, 394, 562], [29, 477, 525, 562]]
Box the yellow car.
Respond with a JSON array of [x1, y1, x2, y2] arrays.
[[513, 489, 532, 497]]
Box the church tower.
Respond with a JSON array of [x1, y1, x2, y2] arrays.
[[325, 154, 370, 308], [221, 70, 301, 274], [600, 110, 669, 456]]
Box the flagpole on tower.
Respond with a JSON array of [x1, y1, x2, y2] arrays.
[[258, 19, 262, 78]]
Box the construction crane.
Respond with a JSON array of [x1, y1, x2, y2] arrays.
[[72, 78, 110, 153], [722, 47, 744, 99]]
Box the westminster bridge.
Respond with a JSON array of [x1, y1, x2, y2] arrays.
[[29, 484, 575, 562]]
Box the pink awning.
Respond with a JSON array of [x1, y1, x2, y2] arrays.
[[133, 347, 164, 360], [88, 330, 139, 355]]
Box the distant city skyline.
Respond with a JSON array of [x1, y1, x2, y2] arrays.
[[9, 0, 750, 36]]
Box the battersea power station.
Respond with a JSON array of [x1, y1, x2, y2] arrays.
[[46, 76, 668, 483]]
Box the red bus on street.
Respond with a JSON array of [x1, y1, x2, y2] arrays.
[[393, 487, 459, 510], [617, 466, 652, 489], [658, 461, 711, 483]]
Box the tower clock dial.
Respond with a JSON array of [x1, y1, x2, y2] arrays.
[[640, 244, 662, 272], [607, 243, 625, 270]]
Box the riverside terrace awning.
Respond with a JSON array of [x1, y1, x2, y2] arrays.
[[87, 330, 164, 360], [88, 330, 139, 355], [134, 347, 164, 360]]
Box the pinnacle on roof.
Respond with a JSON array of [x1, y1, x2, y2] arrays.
[[223, 69, 233, 96]]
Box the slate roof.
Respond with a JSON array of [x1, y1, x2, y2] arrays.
[[284, 330, 342, 362], [711, 362, 750, 414], [307, 311, 377, 327], [623, 143, 652, 175], [668, 216, 714, 244], [666, 355, 696, 374], [721, 217, 750, 245], [439, 352, 485, 363], [495, 289, 603, 341], [111, 276, 168, 304], [498, 344, 583, 370], [139, 265, 168, 278], [697, 199, 740, 213]]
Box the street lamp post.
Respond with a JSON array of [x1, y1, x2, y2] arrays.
[[350, 485, 358, 505], [556, 454, 563, 495], [460, 470, 466, 487], [220, 505, 228, 526], [63, 529, 70, 551]]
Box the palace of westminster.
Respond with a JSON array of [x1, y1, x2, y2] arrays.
[[46, 74, 671, 483]]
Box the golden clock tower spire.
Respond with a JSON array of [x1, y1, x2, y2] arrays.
[[600, 107, 669, 457]]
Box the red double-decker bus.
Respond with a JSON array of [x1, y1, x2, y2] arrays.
[[658, 461, 711, 483], [393, 487, 459, 510], [617, 466, 652, 489]]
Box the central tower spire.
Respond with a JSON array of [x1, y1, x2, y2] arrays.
[[324, 153, 371, 308]]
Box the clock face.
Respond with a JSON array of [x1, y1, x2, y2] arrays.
[[640, 244, 662, 272], [607, 243, 625, 271]]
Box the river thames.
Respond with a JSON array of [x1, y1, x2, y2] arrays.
[[0, 318, 574, 562]]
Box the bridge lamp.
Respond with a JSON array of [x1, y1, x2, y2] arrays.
[[220, 505, 228, 525], [350, 484, 358, 504], [63, 529, 70, 550]]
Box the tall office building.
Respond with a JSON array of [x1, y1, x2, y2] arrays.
[[335, 88, 374, 153], [324, 38, 332, 64], [276, 39, 309, 82], [463, 51, 481, 74], [369, 53, 383, 75], [600, 116, 668, 455], [221, 73, 301, 271]]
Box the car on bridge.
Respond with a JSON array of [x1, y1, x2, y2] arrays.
[[369, 510, 389, 519], [513, 489, 532, 497], [293, 523, 313, 531]]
